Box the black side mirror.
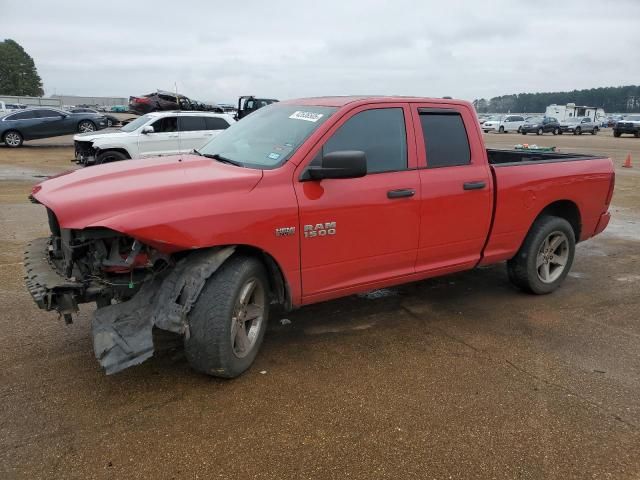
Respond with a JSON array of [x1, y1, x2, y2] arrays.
[[304, 150, 367, 181]]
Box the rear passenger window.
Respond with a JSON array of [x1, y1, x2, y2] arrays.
[[323, 108, 407, 173], [419, 112, 471, 168], [179, 116, 206, 131], [7, 110, 37, 120], [205, 117, 230, 130]]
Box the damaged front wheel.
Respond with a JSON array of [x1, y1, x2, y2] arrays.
[[184, 256, 269, 378]]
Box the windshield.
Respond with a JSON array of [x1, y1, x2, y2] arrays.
[[198, 104, 337, 168], [487, 115, 502, 121], [121, 114, 152, 132], [625, 115, 640, 121], [526, 117, 543, 124]]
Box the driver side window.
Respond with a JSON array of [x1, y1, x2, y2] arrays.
[[320, 108, 407, 174]]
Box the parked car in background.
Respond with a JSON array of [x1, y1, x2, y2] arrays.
[[1, 107, 107, 147], [559, 117, 599, 135], [73, 110, 235, 165], [111, 105, 128, 113], [613, 115, 640, 138], [129, 91, 196, 114], [483, 114, 525, 133], [67, 107, 120, 127], [521, 116, 561, 135]]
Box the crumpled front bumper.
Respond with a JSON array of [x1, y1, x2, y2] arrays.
[[23, 237, 83, 316]]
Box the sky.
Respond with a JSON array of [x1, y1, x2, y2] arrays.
[[2, 0, 640, 104]]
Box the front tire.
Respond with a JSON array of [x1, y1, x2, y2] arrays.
[[592, 127, 598, 135], [507, 216, 575, 295], [95, 150, 129, 164], [553, 127, 559, 135], [576, 127, 582, 135], [78, 120, 96, 133], [185, 256, 270, 378], [537, 128, 543, 135], [2, 130, 23, 148], [613, 130, 621, 137], [499, 126, 505, 133]]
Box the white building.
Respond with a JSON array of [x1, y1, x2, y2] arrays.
[[545, 103, 605, 122]]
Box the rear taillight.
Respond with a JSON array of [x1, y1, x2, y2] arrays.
[[132, 97, 150, 104], [605, 170, 615, 206]]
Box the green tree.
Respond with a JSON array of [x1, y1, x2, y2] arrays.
[[0, 39, 44, 96]]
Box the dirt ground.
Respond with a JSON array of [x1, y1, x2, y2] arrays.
[[1, 130, 639, 479]]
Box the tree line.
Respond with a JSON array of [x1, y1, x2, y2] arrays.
[[0, 39, 44, 97], [473, 85, 640, 114]]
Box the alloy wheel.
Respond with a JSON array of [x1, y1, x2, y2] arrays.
[[79, 121, 95, 133], [4, 132, 21, 147], [230, 277, 266, 358], [536, 231, 569, 283]]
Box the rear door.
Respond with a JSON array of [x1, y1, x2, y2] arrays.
[[3, 110, 39, 139], [177, 115, 208, 152], [411, 104, 493, 273], [137, 115, 180, 157], [294, 104, 421, 300]]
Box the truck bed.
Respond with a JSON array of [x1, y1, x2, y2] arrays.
[[487, 149, 597, 166]]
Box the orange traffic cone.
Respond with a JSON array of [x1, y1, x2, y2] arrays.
[[623, 154, 632, 168]]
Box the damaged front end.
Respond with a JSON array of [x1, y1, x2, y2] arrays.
[[24, 208, 234, 374]]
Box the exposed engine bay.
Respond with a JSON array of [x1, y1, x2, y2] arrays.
[[24, 208, 235, 374]]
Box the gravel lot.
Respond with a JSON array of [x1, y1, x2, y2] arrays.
[[1, 130, 639, 479]]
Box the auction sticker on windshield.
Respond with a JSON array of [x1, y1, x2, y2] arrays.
[[289, 111, 324, 122]]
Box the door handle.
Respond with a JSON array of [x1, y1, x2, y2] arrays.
[[463, 181, 486, 190], [169, 134, 179, 138], [387, 188, 415, 199]]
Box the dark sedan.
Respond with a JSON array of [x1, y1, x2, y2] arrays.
[[521, 116, 561, 135], [67, 107, 120, 127], [0, 108, 107, 147]]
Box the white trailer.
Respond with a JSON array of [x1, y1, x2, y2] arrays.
[[545, 103, 605, 122]]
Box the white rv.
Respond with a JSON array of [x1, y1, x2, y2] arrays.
[[545, 103, 605, 122]]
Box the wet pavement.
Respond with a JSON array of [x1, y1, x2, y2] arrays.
[[1, 132, 639, 479]]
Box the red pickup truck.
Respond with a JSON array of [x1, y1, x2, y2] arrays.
[[25, 96, 615, 377]]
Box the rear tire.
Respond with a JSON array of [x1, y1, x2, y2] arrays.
[[553, 127, 559, 135], [184, 256, 270, 378], [521, 131, 527, 135], [576, 127, 582, 135], [592, 127, 598, 135], [499, 126, 505, 133], [613, 130, 621, 137], [2, 130, 23, 147], [507, 216, 575, 295], [95, 150, 128, 164], [537, 128, 543, 135]]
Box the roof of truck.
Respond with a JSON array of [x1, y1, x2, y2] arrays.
[[281, 96, 471, 108]]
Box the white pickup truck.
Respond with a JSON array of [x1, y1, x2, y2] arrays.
[[73, 111, 235, 165]]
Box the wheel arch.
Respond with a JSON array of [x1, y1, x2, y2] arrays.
[[0, 127, 27, 142], [232, 245, 292, 310], [534, 200, 581, 242], [95, 147, 131, 159]]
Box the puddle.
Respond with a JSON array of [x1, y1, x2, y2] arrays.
[[603, 209, 640, 241]]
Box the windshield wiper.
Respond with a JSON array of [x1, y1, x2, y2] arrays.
[[202, 153, 243, 167]]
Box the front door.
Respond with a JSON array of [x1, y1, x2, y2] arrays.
[[411, 103, 493, 274], [137, 115, 180, 157], [294, 104, 421, 301]]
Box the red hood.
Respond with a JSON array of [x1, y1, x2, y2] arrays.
[[33, 155, 263, 235]]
